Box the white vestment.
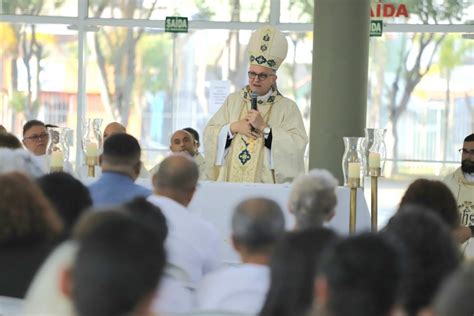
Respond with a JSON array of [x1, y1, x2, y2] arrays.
[[204, 87, 308, 183]]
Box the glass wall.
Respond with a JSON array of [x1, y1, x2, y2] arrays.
[[0, 0, 473, 179]]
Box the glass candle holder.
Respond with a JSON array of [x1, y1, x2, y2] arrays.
[[342, 137, 364, 186]]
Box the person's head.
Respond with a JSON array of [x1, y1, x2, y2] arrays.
[[103, 122, 126, 140], [152, 154, 199, 207], [169, 129, 196, 156], [248, 65, 277, 96], [71, 211, 166, 316], [289, 169, 338, 229], [122, 197, 168, 244], [183, 127, 200, 152], [0, 132, 22, 149], [22, 120, 49, 156], [0, 148, 45, 177], [0, 172, 63, 245], [260, 228, 338, 316], [382, 205, 461, 316], [100, 133, 142, 180], [231, 198, 285, 260], [0, 124, 6, 133], [399, 178, 459, 229], [433, 263, 474, 316], [37, 172, 92, 236], [314, 233, 401, 316], [461, 133, 474, 174]]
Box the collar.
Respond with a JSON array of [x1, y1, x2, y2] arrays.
[[464, 172, 474, 182], [241, 86, 281, 104], [101, 171, 135, 181]]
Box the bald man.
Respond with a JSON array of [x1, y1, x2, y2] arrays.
[[150, 129, 207, 180], [103, 122, 126, 140], [102, 122, 150, 179], [148, 155, 222, 313]]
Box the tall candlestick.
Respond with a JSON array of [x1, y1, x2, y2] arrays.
[[348, 162, 360, 178], [369, 152, 381, 169]]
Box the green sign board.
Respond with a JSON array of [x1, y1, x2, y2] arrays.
[[370, 20, 383, 37], [165, 16, 188, 33]]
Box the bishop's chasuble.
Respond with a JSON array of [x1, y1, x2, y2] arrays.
[[204, 87, 308, 184]]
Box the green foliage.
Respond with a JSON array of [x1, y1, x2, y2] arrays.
[[138, 34, 172, 93], [439, 34, 474, 73], [9, 91, 26, 112]]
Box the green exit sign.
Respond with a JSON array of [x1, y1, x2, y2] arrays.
[[370, 20, 383, 37], [165, 16, 188, 33]]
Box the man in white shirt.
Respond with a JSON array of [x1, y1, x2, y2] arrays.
[[195, 197, 285, 314], [147, 155, 223, 313]]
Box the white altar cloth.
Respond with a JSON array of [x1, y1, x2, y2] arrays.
[[135, 180, 370, 262]]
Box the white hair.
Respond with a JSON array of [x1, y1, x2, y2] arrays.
[[289, 169, 338, 229], [0, 148, 45, 178]]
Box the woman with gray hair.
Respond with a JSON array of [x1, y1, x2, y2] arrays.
[[288, 169, 338, 230]]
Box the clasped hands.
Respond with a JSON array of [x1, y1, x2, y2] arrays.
[[230, 109, 267, 140]]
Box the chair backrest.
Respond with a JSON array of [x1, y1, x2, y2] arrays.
[[0, 296, 24, 316]]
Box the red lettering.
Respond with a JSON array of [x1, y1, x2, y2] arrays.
[[370, 8, 375, 18], [396, 4, 409, 17], [383, 3, 396, 17]]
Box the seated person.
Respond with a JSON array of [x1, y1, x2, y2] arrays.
[[88, 133, 151, 207], [150, 129, 207, 179], [102, 121, 150, 178], [22, 120, 49, 171], [183, 127, 207, 179], [195, 198, 285, 314], [0, 132, 22, 149]]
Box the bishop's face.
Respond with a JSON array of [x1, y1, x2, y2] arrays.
[[461, 140, 474, 174], [248, 65, 277, 96]]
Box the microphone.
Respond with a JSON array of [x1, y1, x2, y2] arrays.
[[251, 91, 258, 111]]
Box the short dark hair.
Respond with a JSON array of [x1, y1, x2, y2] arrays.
[[102, 133, 141, 166], [400, 178, 459, 229], [122, 197, 168, 244], [153, 155, 198, 193], [0, 133, 22, 149], [72, 212, 166, 316], [23, 120, 45, 136], [183, 127, 200, 145], [37, 172, 92, 236], [382, 206, 461, 316], [464, 133, 474, 142], [318, 233, 401, 316], [232, 198, 285, 253], [260, 227, 338, 316]]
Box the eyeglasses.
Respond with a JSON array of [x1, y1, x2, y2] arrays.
[[459, 148, 474, 155], [248, 71, 275, 81], [24, 133, 49, 142]]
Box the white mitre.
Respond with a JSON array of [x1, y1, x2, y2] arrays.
[[247, 25, 289, 71]]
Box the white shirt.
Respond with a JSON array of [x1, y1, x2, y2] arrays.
[[194, 263, 270, 314], [153, 275, 194, 314], [147, 195, 223, 284]]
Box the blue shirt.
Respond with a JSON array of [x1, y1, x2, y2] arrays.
[[88, 171, 152, 208]]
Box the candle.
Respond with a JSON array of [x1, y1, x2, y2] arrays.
[[51, 151, 64, 168], [348, 162, 360, 178], [369, 152, 381, 169], [86, 142, 98, 157]]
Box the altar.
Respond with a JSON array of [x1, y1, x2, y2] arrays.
[[136, 179, 370, 262]]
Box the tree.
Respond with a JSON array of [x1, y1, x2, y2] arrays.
[[88, 0, 159, 126], [2, 1, 66, 121], [438, 35, 473, 163], [384, 0, 465, 174]]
